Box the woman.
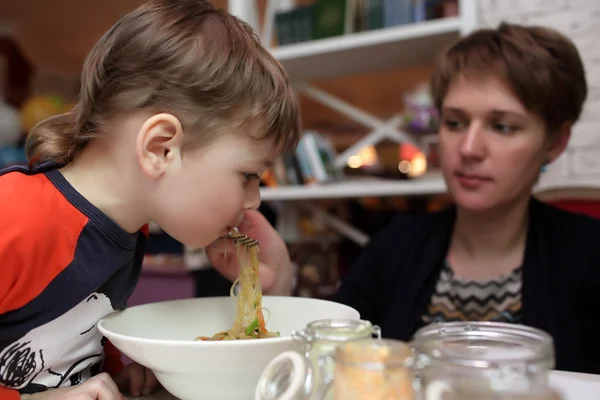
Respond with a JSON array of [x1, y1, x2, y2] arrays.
[[207, 22, 600, 374]]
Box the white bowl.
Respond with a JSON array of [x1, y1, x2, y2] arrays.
[[97, 296, 359, 400]]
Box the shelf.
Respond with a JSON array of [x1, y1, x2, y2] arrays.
[[260, 174, 447, 201], [534, 179, 600, 200], [270, 17, 462, 82]]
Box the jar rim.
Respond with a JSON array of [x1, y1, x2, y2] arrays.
[[304, 319, 376, 341], [411, 322, 554, 368]]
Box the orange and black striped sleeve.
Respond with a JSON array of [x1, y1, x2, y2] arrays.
[[0, 163, 147, 396]]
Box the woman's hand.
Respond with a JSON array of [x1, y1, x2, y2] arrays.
[[206, 210, 293, 295]]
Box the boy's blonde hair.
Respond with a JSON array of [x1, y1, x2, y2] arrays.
[[26, 0, 300, 165]]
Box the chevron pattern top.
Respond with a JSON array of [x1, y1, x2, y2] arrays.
[[421, 261, 523, 325]]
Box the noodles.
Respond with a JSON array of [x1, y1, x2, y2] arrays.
[[195, 234, 280, 341]]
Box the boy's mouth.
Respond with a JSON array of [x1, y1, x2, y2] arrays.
[[221, 226, 233, 238]]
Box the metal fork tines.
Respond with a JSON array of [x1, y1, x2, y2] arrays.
[[226, 228, 260, 248]]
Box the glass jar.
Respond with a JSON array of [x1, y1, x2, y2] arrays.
[[333, 338, 416, 400], [411, 322, 556, 400], [254, 319, 381, 400]]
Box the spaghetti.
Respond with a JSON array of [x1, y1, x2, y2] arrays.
[[195, 230, 279, 341]]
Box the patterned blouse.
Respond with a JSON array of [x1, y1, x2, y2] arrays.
[[421, 260, 523, 325]]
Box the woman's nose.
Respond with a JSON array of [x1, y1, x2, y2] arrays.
[[459, 122, 486, 160]]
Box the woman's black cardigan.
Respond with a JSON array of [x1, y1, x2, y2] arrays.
[[333, 197, 600, 373]]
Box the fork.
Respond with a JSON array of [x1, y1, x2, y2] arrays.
[[226, 227, 260, 248]]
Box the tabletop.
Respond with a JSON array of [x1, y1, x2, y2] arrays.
[[130, 370, 600, 400]]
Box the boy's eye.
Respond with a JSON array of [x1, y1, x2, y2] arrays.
[[243, 173, 260, 182]]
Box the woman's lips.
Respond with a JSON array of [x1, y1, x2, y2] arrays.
[[455, 172, 492, 189]]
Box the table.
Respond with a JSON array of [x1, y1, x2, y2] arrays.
[[131, 370, 600, 399], [549, 370, 600, 399]]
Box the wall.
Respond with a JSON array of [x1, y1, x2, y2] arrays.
[[0, 0, 229, 100], [4, 0, 436, 129], [476, 0, 600, 198], [0, 37, 32, 108]]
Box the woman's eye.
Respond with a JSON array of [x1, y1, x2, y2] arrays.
[[492, 123, 516, 134], [243, 173, 260, 182], [443, 119, 465, 131]]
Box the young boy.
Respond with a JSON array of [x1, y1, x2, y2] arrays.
[[0, 1, 300, 398]]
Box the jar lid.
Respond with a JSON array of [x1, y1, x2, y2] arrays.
[[412, 322, 554, 368]]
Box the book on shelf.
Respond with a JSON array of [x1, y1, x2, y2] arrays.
[[262, 130, 344, 188], [274, 0, 459, 46], [275, 4, 313, 46], [312, 0, 354, 41]]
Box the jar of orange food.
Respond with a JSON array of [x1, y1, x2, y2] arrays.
[[254, 319, 381, 400], [333, 338, 416, 400]]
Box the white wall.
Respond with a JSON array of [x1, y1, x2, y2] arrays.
[[476, 0, 600, 196]]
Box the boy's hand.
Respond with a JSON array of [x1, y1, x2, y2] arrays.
[[23, 372, 124, 399], [113, 363, 159, 398]]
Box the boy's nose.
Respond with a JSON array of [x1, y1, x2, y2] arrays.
[[243, 183, 261, 210]]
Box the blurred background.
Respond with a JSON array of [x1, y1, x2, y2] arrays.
[[2, 0, 597, 305]]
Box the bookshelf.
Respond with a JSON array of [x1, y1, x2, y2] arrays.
[[228, 0, 479, 245], [261, 174, 447, 201], [272, 16, 463, 82]]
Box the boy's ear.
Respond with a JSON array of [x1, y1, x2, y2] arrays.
[[136, 113, 184, 179]]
